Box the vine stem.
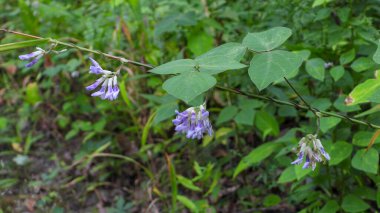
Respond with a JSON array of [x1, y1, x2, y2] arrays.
[[284, 77, 321, 135], [2, 29, 380, 129], [215, 85, 380, 129], [0, 28, 154, 68]]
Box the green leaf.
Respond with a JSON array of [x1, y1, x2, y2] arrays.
[[312, 0, 333, 7], [330, 66, 345, 82], [162, 72, 216, 103], [242, 27, 292, 52], [294, 50, 311, 61], [165, 155, 178, 211], [216, 106, 239, 125], [0, 117, 8, 130], [319, 117, 341, 133], [351, 57, 375, 72], [150, 59, 196, 74], [255, 111, 280, 138], [373, 40, 380, 64], [318, 200, 340, 213], [294, 164, 312, 180], [0, 178, 18, 190], [196, 56, 247, 75], [233, 142, 280, 178], [177, 175, 202, 192], [339, 49, 355, 65], [351, 149, 379, 174], [177, 195, 198, 213], [278, 166, 297, 183], [263, 194, 281, 207], [24, 82, 42, 105], [346, 78, 380, 105], [187, 30, 214, 56], [329, 141, 353, 166], [377, 189, 380, 208], [305, 58, 325, 81], [342, 194, 370, 212], [141, 112, 156, 147], [248, 50, 303, 90], [153, 102, 177, 124], [0, 39, 49, 52], [353, 131, 380, 147], [196, 42, 247, 61], [334, 96, 360, 112], [234, 108, 255, 126]]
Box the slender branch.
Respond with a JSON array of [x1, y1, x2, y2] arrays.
[[284, 77, 321, 134], [0, 28, 154, 69], [2, 29, 379, 129], [215, 85, 380, 129]]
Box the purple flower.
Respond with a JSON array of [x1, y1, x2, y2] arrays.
[[172, 105, 213, 139], [19, 47, 45, 68], [89, 57, 104, 74], [86, 58, 120, 101], [291, 134, 330, 171]]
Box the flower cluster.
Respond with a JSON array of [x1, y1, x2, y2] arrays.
[[86, 58, 120, 101], [173, 105, 213, 139], [291, 134, 330, 170], [19, 47, 46, 68]]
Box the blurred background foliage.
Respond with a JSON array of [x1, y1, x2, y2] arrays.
[[1, 0, 380, 212]]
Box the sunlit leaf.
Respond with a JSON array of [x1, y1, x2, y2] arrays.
[[248, 50, 303, 90], [242, 27, 292, 52], [162, 71, 216, 103]]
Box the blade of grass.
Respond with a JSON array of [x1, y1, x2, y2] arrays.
[[141, 111, 157, 147], [165, 153, 177, 213], [0, 39, 49, 52]]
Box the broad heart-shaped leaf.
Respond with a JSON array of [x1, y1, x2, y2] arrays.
[[242, 27, 292, 52], [351, 57, 375, 72], [329, 141, 353, 166], [233, 142, 280, 178], [216, 106, 239, 125], [351, 149, 379, 174], [330, 65, 345, 82], [319, 117, 341, 133], [196, 56, 247, 75], [352, 131, 380, 147], [234, 108, 255, 126], [162, 71, 216, 103], [153, 102, 177, 124], [248, 50, 303, 91], [342, 194, 370, 213], [196, 42, 247, 61], [150, 59, 196, 74], [319, 200, 340, 213], [346, 78, 380, 106], [373, 40, 380, 64], [277, 166, 296, 183], [305, 58, 325, 81], [339, 49, 355, 65], [255, 111, 280, 138]]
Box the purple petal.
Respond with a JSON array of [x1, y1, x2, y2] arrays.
[[112, 85, 119, 100], [86, 77, 105, 91], [302, 156, 310, 169], [25, 55, 43, 68], [291, 152, 304, 165], [91, 85, 106, 97], [19, 50, 43, 60], [89, 57, 103, 74]]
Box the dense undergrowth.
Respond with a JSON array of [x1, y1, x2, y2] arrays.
[[1, 0, 380, 212]]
